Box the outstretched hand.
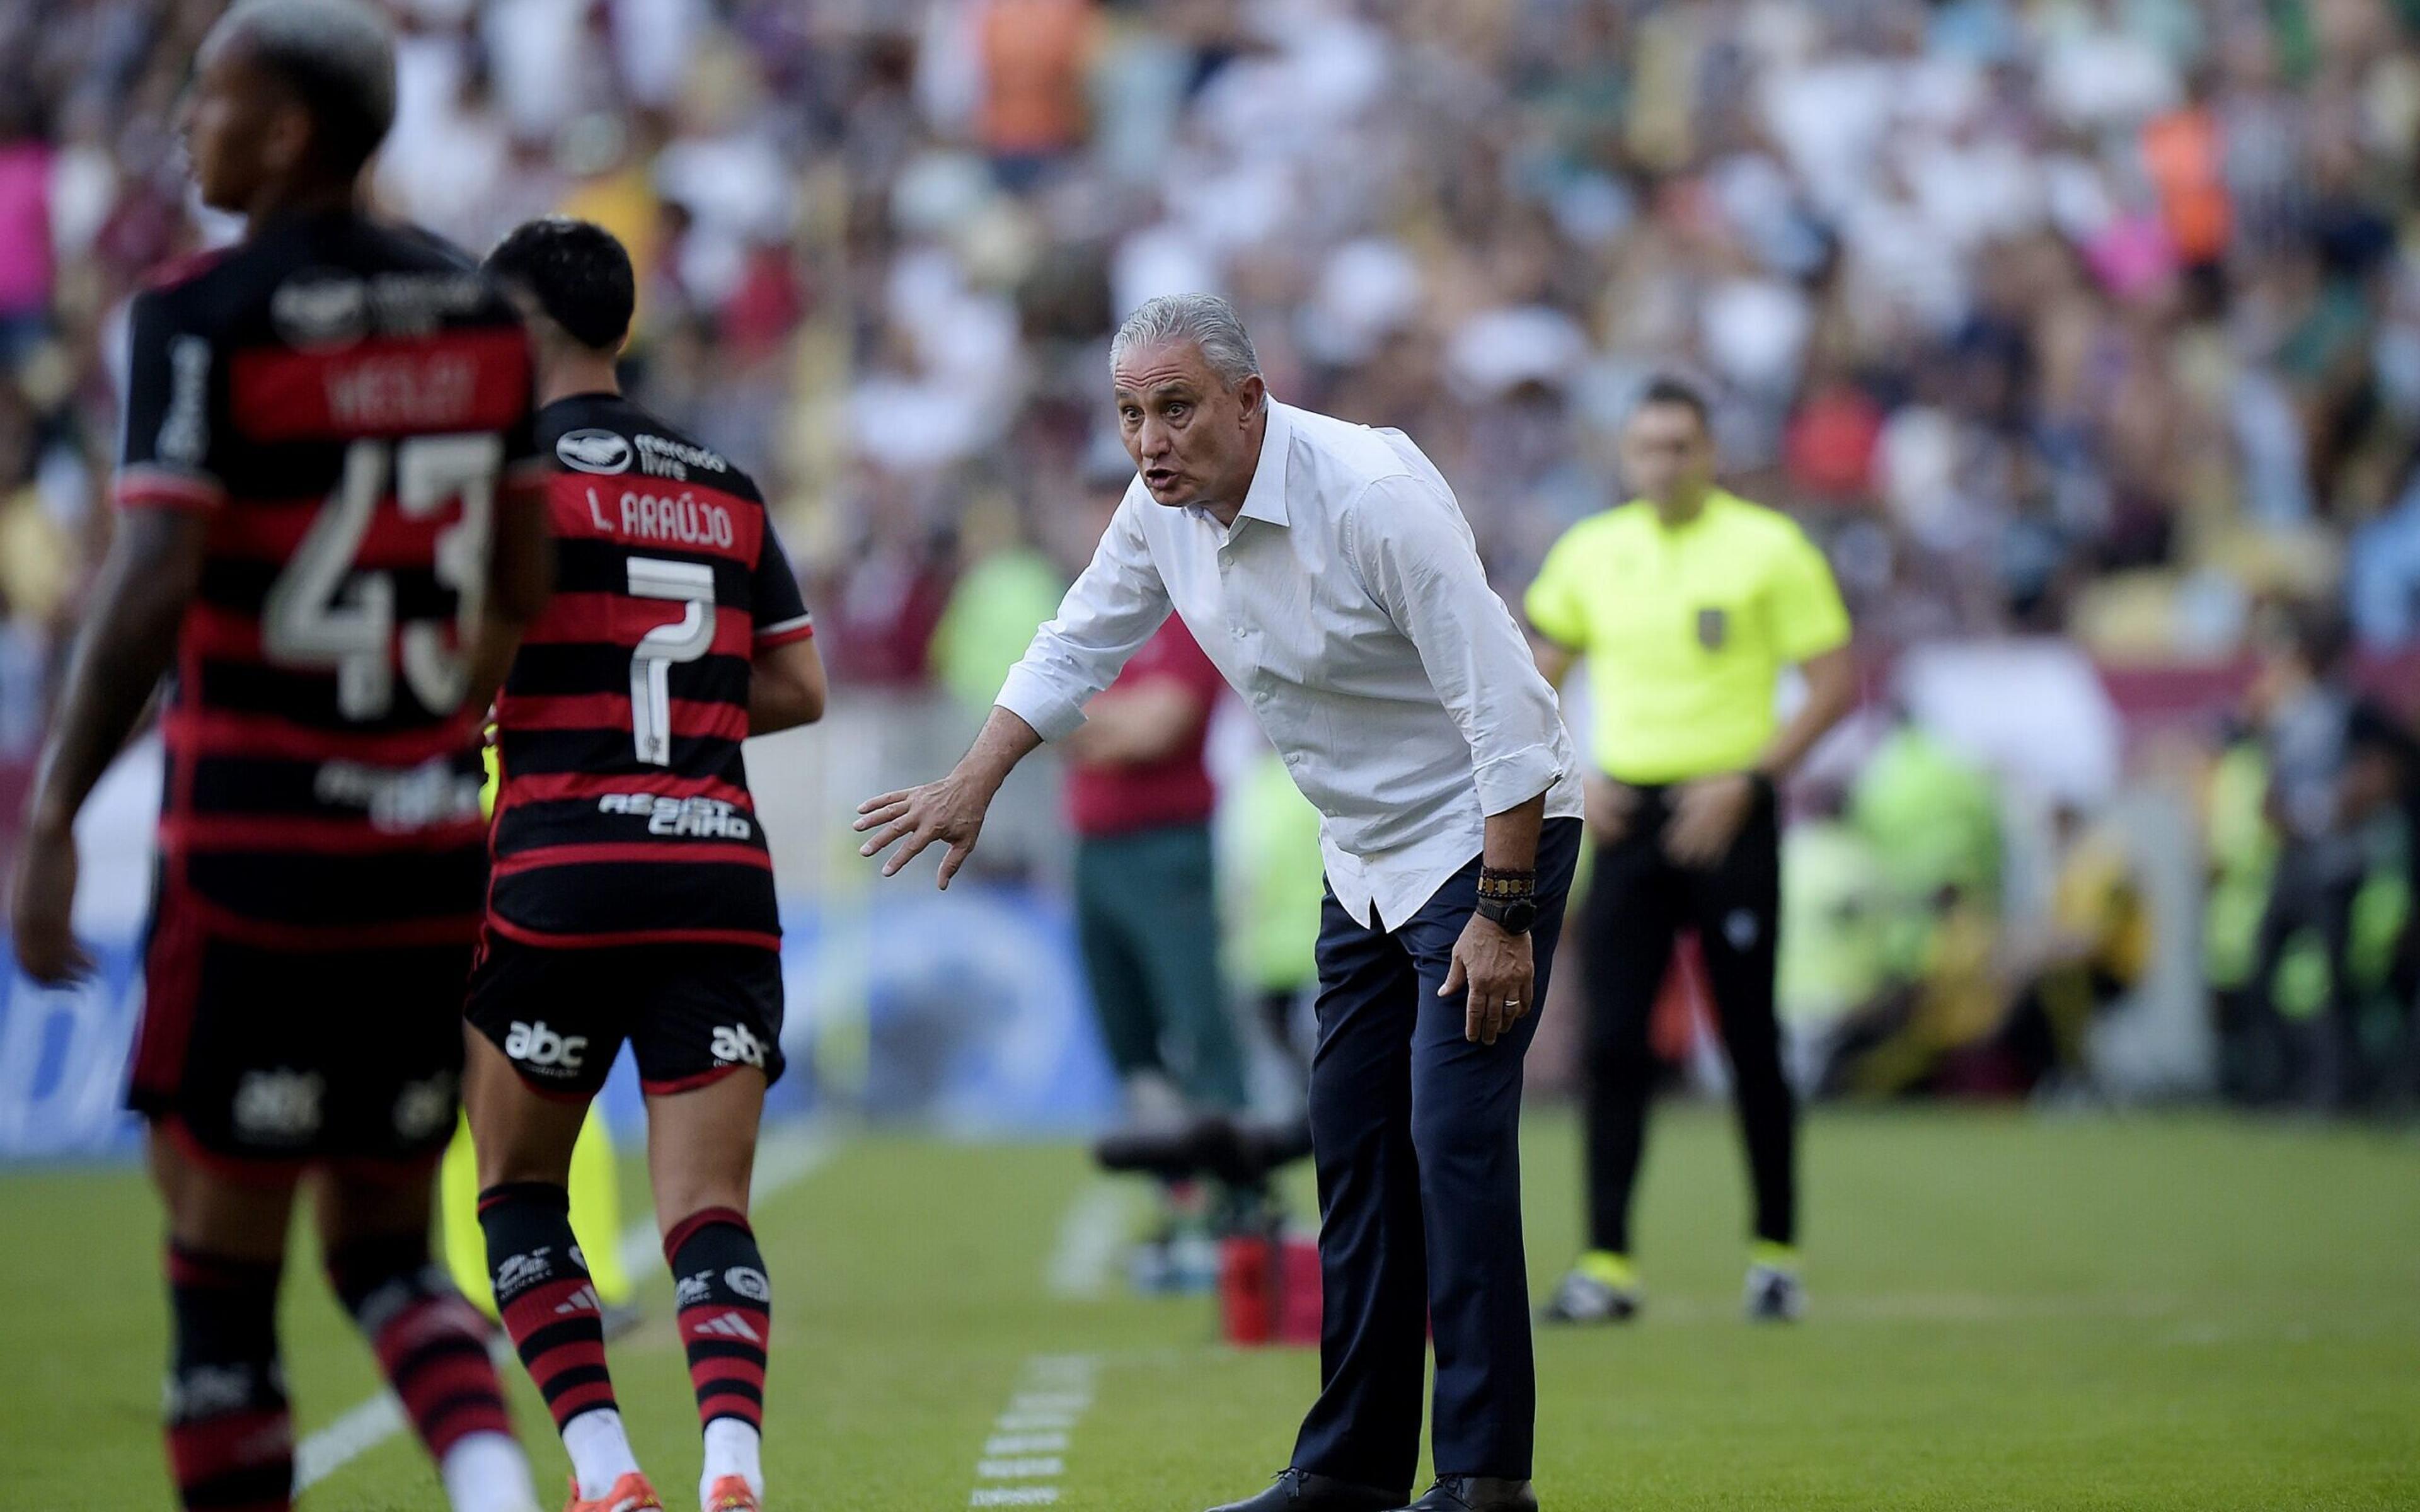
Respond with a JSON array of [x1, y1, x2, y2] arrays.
[[853, 774, 992, 890]]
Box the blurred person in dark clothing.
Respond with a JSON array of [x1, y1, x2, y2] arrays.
[[2242, 606, 2409, 1108], [2337, 686, 2420, 1107]]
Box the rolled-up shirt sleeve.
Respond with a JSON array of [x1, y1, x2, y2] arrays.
[[1345, 475, 1570, 815], [994, 489, 1174, 742]]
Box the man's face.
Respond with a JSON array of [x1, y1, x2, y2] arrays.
[[1112, 340, 1265, 509], [1618, 400, 1714, 507], [180, 37, 304, 213]]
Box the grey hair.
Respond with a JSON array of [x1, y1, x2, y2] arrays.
[[202, 0, 398, 175], [1112, 294, 1262, 391]]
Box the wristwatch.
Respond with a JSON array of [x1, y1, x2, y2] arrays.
[[1475, 867, 1538, 936]]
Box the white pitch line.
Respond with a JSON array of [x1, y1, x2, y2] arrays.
[[966, 1354, 1098, 1508], [1044, 1179, 1132, 1299], [291, 1391, 412, 1487], [294, 1123, 838, 1491]]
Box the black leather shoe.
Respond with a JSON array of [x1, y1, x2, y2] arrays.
[[1204, 1467, 1404, 1512], [1393, 1477, 1540, 1512]]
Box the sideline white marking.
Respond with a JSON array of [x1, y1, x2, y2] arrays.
[[985, 1432, 1069, 1455], [965, 1354, 1098, 1508], [1044, 1179, 1132, 1299], [294, 1123, 836, 1491]]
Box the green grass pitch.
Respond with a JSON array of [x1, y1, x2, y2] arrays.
[[2, 1106, 2414, 1510]]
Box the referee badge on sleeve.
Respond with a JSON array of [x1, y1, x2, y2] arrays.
[[1696, 606, 1729, 650]]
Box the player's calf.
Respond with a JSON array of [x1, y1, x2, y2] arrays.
[[326, 1231, 534, 1512], [480, 1181, 643, 1499], [164, 1243, 292, 1512], [665, 1206, 772, 1508]]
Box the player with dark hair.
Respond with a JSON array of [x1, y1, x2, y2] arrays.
[[6, 4, 548, 1511], [1527, 375, 1857, 1326], [466, 215, 826, 1512]]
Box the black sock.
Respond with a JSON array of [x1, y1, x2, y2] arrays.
[[478, 1181, 617, 1434], [663, 1207, 770, 1435], [326, 1233, 515, 1462], [165, 1243, 292, 1511]]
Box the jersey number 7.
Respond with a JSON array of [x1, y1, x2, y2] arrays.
[[626, 556, 718, 765]]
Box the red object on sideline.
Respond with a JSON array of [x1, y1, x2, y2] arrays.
[[1219, 1232, 1323, 1348]]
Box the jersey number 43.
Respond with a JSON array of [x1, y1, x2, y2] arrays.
[[262, 433, 501, 719]]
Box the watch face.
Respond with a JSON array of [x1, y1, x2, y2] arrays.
[[1501, 899, 1538, 934]]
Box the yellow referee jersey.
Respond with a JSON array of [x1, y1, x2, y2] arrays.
[[1526, 489, 1849, 784]]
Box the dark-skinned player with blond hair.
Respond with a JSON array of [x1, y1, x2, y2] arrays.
[[7, 3, 552, 1508]]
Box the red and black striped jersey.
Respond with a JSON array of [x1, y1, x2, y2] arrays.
[[486, 394, 813, 951], [118, 210, 541, 949]]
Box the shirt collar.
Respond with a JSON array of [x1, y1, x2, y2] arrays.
[[1232, 399, 1291, 529], [1635, 486, 1730, 534]]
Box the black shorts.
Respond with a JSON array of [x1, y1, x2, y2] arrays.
[[129, 910, 471, 1174], [463, 934, 785, 1099]]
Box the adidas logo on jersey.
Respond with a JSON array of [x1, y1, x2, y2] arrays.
[[710, 1024, 766, 1068], [688, 1310, 763, 1343], [504, 1021, 588, 1072]]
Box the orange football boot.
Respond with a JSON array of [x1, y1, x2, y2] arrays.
[[702, 1475, 761, 1511], [564, 1471, 665, 1512]]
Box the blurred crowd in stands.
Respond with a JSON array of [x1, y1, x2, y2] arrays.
[[3, 0, 2419, 1108]]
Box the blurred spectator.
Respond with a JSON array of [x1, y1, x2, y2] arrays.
[[14, 0, 2420, 1118], [974, 0, 1098, 185], [0, 98, 54, 357], [2003, 803, 2155, 1092], [2199, 718, 2271, 1074], [2237, 605, 2405, 1106], [928, 500, 1064, 718], [1225, 747, 1325, 1087], [16, 0, 2420, 702], [1062, 609, 1240, 1122]]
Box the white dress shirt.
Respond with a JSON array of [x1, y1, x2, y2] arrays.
[[997, 399, 1583, 931]]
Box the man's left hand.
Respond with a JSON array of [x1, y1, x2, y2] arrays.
[[1665, 772, 1757, 868], [9, 819, 92, 987], [1441, 914, 1535, 1046]]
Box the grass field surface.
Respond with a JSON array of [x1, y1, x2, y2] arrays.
[[2, 1106, 2414, 1511]]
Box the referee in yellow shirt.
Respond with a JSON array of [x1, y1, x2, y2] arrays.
[[1525, 377, 1856, 1325]]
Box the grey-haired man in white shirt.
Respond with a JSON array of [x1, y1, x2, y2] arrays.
[[856, 294, 1584, 1512]]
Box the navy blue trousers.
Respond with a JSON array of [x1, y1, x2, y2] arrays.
[[1291, 817, 1582, 1492]]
